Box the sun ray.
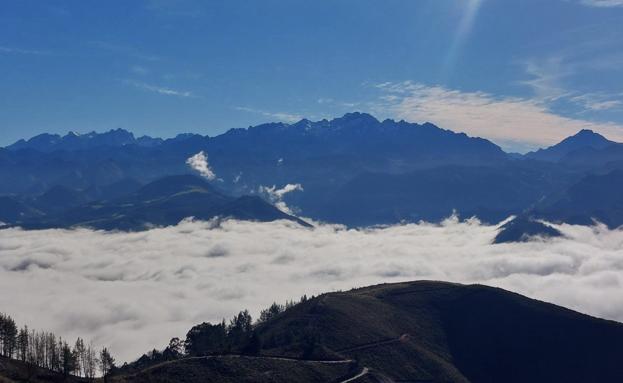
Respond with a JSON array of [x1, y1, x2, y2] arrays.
[[442, 0, 484, 79]]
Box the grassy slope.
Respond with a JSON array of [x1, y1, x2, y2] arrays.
[[256, 281, 623, 382], [6, 281, 623, 383], [0, 357, 89, 383], [110, 356, 357, 383]]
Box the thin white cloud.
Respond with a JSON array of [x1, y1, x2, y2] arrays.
[[233, 172, 242, 184], [144, 0, 203, 17], [580, 0, 623, 7], [127, 80, 193, 98], [519, 57, 575, 102], [186, 151, 216, 180], [131, 65, 149, 76], [235, 106, 302, 123], [373, 81, 623, 151], [518, 52, 623, 111], [91, 41, 160, 62], [317, 98, 335, 104], [0, 46, 50, 55], [1, 218, 622, 362], [259, 184, 303, 214], [570, 93, 623, 111]]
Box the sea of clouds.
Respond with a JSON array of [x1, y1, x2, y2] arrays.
[[1, 217, 622, 362]]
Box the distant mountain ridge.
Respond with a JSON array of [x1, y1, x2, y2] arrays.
[[2, 175, 308, 231], [6, 116, 621, 162], [6, 129, 163, 152], [525, 129, 618, 162], [2, 113, 623, 231], [494, 217, 562, 244], [5, 113, 506, 163]]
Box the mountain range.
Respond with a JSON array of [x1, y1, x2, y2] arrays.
[[1, 175, 306, 231], [2, 112, 622, 233]]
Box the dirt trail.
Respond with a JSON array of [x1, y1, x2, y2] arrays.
[[139, 354, 353, 374], [337, 334, 411, 353], [338, 367, 369, 383], [127, 336, 415, 382]]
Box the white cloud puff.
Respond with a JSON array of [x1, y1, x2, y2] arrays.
[[186, 151, 216, 180], [0, 218, 622, 362], [259, 184, 304, 214]]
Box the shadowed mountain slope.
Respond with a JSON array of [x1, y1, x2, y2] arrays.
[[559, 143, 623, 171], [3, 115, 623, 228], [0, 357, 89, 383], [3, 281, 623, 382], [319, 164, 575, 226], [526, 129, 616, 162], [251, 280, 623, 382], [11, 175, 308, 231], [0, 113, 508, 198], [0, 196, 42, 224], [493, 217, 563, 244], [106, 281, 623, 383], [110, 356, 359, 383], [534, 169, 623, 228]]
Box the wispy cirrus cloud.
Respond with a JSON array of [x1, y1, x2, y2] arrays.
[[519, 57, 575, 103], [0, 46, 51, 55], [130, 65, 150, 76], [126, 80, 194, 98], [579, 0, 623, 7], [90, 41, 160, 62], [518, 46, 623, 108], [570, 93, 623, 111], [516, 58, 623, 118], [144, 0, 203, 17], [235, 106, 302, 123], [372, 81, 623, 151], [505, 30, 623, 141]]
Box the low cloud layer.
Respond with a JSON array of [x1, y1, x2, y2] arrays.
[[0, 218, 622, 362]]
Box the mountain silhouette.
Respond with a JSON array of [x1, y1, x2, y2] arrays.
[[9, 175, 308, 231], [526, 129, 615, 162], [534, 169, 623, 228], [493, 217, 563, 244], [1, 114, 623, 229]]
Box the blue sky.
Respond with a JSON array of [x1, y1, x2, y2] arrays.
[[1, 0, 622, 151]]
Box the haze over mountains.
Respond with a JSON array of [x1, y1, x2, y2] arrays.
[[1, 112, 622, 232]]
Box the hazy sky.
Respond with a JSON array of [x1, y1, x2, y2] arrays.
[[1, 0, 623, 151]]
